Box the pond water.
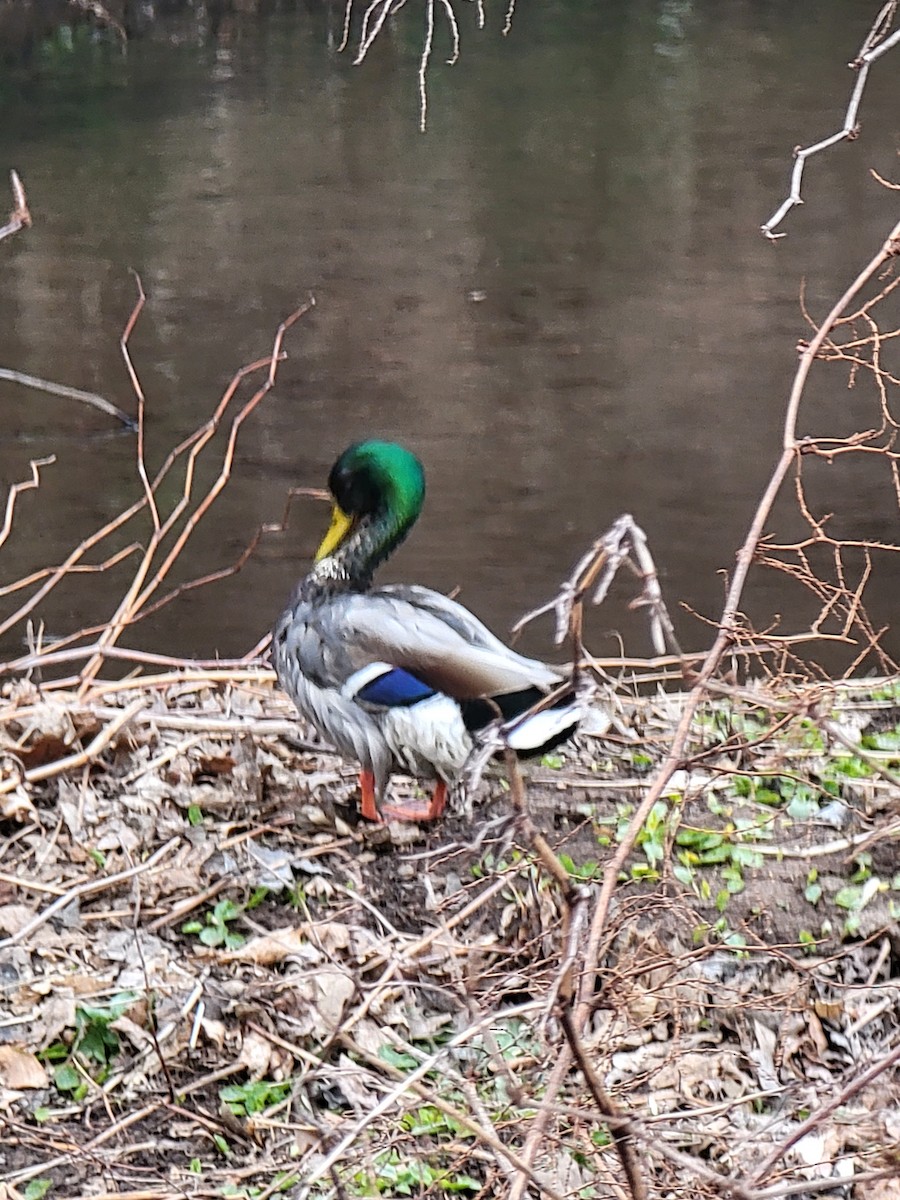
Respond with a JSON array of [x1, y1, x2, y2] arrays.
[[0, 1, 897, 673]]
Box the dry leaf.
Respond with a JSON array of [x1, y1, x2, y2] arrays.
[[858, 1181, 900, 1200], [333, 1052, 379, 1109], [200, 1016, 227, 1050], [0, 1046, 49, 1089], [238, 1029, 276, 1078], [312, 969, 355, 1028], [0, 786, 35, 821], [198, 753, 236, 775], [223, 926, 317, 965], [0, 904, 36, 936]]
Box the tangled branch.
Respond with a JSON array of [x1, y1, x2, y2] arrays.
[[0, 286, 315, 692]]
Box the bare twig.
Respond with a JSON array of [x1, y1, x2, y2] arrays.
[[0, 170, 30, 243], [0, 368, 135, 427], [0, 457, 56, 552], [749, 1040, 900, 1185], [761, 2, 900, 238], [344, 0, 467, 130], [0, 835, 180, 951]]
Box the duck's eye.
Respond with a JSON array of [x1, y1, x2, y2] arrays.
[[331, 464, 380, 516]]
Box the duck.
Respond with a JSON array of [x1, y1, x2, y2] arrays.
[[272, 440, 589, 822]]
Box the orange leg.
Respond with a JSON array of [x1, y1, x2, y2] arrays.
[[358, 771, 382, 822], [381, 779, 448, 823]]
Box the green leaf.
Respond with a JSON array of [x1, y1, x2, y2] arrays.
[[804, 882, 822, 905], [834, 886, 861, 911], [675, 829, 723, 851], [834, 756, 872, 779], [442, 1174, 481, 1192], [272, 1173, 300, 1193], [643, 839, 664, 866], [187, 804, 204, 826], [630, 863, 659, 880], [53, 1063, 82, 1093], [756, 788, 782, 806], [721, 866, 745, 895], [861, 728, 900, 751], [379, 1045, 418, 1071], [697, 845, 732, 865], [786, 793, 819, 820], [24, 1182, 53, 1200], [213, 899, 242, 923], [730, 845, 763, 869], [220, 1080, 290, 1115], [39, 1042, 70, 1063]]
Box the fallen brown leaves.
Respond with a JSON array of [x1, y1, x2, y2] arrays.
[[0, 668, 897, 1200]]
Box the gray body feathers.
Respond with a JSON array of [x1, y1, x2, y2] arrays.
[[272, 579, 570, 805]]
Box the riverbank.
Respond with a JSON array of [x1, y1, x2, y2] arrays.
[[0, 666, 897, 1197]]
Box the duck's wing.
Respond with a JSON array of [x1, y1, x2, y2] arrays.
[[293, 587, 564, 701], [357, 587, 587, 755], [376, 585, 542, 660]]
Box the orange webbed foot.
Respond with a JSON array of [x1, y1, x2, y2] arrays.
[[380, 779, 448, 823]]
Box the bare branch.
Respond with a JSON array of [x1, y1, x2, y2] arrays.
[[0, 170, 31, 243], [0, 457, 56, 552], [0, 367, 134, 428], [762, 4, 899, 238]]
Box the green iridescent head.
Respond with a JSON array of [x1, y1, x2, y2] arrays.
[[315, 440, 426, 563]]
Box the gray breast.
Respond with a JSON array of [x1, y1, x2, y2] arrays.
[[272, 599, 391, 782]]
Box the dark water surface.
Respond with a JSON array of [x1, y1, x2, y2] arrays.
[[0, 2, 897, 670]]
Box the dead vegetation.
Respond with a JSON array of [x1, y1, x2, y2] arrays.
[[0, 113, 899, 1200], [0, 666, 897, 1200]]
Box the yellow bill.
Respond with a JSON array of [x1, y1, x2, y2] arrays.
[[315, 504, 354, 561]]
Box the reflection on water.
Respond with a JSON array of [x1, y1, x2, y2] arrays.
[[0, 1, 897, 672]]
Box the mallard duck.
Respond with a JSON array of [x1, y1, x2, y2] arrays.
[[272, 440, 587, 822]]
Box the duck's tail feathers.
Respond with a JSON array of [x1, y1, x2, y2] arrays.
[[502, 695, 582, 755], [460, 685, 583, 757], [504, 700, 580, 753]]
